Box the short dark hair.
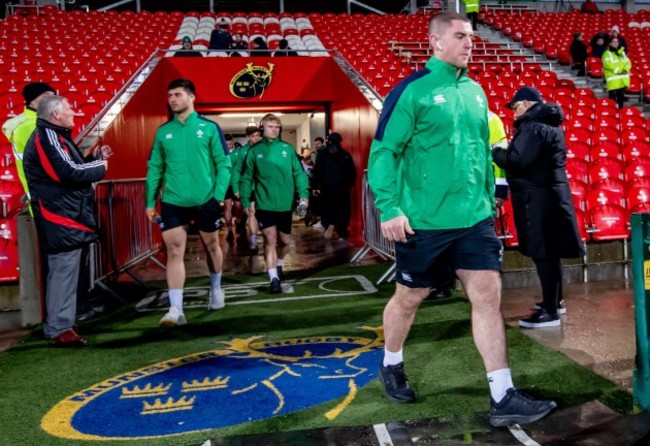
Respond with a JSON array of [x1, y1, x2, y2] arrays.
[[315, 137, 325, 144], [428, 11, 470, 36], [167, 78, 196, 95], [246, 126, 261, 136], [224, 133, 234, 141]]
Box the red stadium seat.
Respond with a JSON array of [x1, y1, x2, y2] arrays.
[[620, 114, 645, 130], [587, 184, 625, 209], [499, 199, 518, 248], [574, 208, 590, 242], [588, 159, 624, 184], [566, 158, 589, 183], [565, 128, 592, 147], [568, 116, 593, 132], [625, 158, 650, 181], [622, 127, 649, 145], [0, 218, 19, 282], [568, 179, 589, 211], [627, 186, 650, 213], [593, 115, 619, 131], [596, 98, 619, 117], [592, 127, 620, 146], [589, 141, 621, 163], [566, 141, 590, 163], [589, 204, 629, 241], [0, 180, 23, 218], [622, 141, 650, 162]]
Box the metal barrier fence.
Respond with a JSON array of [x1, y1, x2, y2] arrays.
[[350, 170, 396, 285], [90, 179, 164, 300]]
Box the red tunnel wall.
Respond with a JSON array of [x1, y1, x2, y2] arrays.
[[101, 57, 378, 239]]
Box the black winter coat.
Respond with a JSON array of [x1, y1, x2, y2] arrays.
[[492, 103, 584, 259], [312, 145, 356, 193], [570, 39, 588, 64], [23, 119, 106, 253]]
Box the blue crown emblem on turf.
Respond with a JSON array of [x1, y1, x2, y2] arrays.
[[42, 327, 384, 440]]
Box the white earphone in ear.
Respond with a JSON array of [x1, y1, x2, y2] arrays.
[[435, 42, 443, 51]]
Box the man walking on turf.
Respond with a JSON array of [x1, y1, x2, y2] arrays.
[[368, 12, 557, 427], [240, 113, 309, 293], [146, 79, 231, 327]]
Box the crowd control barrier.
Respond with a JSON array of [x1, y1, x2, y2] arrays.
[[350, 170, 396, 285], [90, 179, 164, 301], [631, 212, 650, 411]]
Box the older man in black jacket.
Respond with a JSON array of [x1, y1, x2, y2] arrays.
[[24, 95, 112, 346], [492, 87, 584, 329]]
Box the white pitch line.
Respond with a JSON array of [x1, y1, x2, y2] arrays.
[[137, 275, 378, 311], [508, 424, 541, 446], [373, 423, 394, 446]]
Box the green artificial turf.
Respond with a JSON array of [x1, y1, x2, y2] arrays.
[[0, 264, 632, 446]]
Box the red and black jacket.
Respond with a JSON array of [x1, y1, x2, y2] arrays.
[[23, 118, 106, 253]]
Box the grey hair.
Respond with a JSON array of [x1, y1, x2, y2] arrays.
[[37, 95, 66, 120]]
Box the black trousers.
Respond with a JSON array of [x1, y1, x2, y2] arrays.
[[608, 88, 626, 109], [320, 189, 351, 239], [532, 257, 563, 315]]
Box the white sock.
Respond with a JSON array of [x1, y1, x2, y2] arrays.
[[276, 258, 284, 268], [210, 272, 222, 289], [487, 368, 514, 403], [383, 348, 403, 367], [268, 268, 279, 281], [168, 289, 183, 311]]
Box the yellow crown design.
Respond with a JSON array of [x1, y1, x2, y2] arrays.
[[140, 396, 195, 415], [181, 376, 230, 392], [120, 383, 171, 399]]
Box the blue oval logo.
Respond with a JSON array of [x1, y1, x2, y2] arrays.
[[42, 327, 384, 440]]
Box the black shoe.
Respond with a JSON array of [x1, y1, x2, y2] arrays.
[[75, 308, 96, 322], [519, 309, 560, 328], [276, 266, 283, 281], [270, 278, 282, 294], [534, 299, 566, 315], [490, 388, 557, 427], [226, 231, 234, 245], [378, 362, 416, 403]]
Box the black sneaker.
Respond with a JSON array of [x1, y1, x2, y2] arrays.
[[276, 266, 283, 281], [490, 388, 557, 427], [270, 278, 282, 294], [378, 362, 416, 403], [226, 231, 234, 245], [519, 309, 561, 328], [534, 299, 566, 315], [75, 308, 96, 322]]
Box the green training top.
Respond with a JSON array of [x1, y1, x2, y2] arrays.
[[240, 137, 309, 211], [145, 112, 232, 208], [368, 56, 495, 230], [230, 143, 247, 195]]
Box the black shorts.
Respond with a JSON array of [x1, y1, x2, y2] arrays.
[[395, 218, 502, 289], [256, 209, 292, 234], [225, 186, 235, 201], [160, 198, 222, 233]]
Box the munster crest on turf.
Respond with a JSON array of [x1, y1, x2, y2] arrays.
[[41, 327, 384, 440]]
